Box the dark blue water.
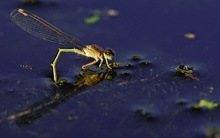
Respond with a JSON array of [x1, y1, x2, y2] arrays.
[[1, 0, 220, 137]]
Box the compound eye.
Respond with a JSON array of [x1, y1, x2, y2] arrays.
[[106, 49, 115, 56]]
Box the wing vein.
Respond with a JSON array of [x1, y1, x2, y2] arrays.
[[10, 8, 86, 48]]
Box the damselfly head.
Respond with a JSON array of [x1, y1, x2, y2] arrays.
[[104, 48, 115, 60]]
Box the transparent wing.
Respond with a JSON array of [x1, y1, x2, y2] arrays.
[[10, 8, 86, 48]]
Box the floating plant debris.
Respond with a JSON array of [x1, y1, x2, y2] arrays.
[[192, 99, 218, 110], [184, 33, 196, 39], [204, 126, 220, 138], [105, 9, 119, 17], [109, 62, 120, 69], [209, 86, 214, 93], [135, 108, 150, 117], [91, 8, 119, 18], [21, 0, 56, 5], [131, 55, 140, 61], [174, 64, 194, 74], [125, 63, 132, 67], [84, 15, 100, 24], [174, 64, 198, 79], [84, 8, 119, 24], [20, 64, 32, 70], [22, 0, 39, 5], [177, 99, 188, 105], [120, 71, 131, 76], [140, 61, 150, 65]]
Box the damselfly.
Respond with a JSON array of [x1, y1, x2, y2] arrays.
[[10, 8, 115, 82]]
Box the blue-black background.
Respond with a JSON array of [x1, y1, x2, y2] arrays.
[[1, 0, 220, 138]]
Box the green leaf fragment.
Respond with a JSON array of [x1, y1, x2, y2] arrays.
[[84, 16, 100, 24], [198, 99, 218, 110]]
